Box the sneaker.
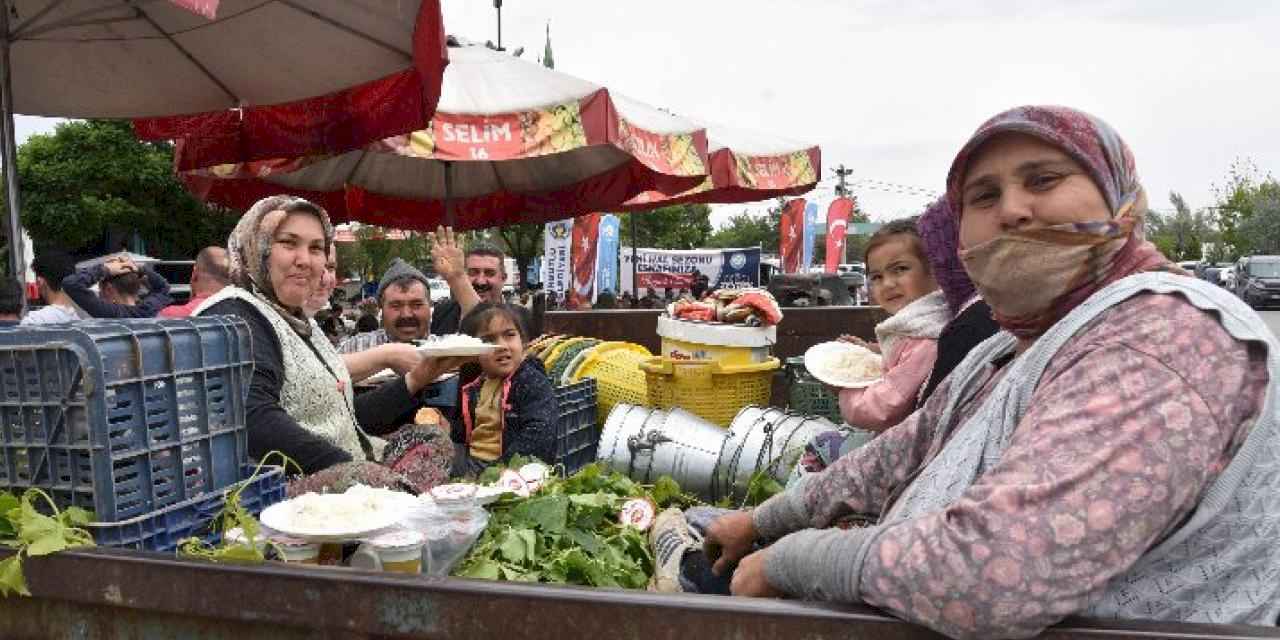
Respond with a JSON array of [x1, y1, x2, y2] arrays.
[[647, 507, 700, 593]]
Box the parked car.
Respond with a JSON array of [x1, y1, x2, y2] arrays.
[[1233, 255, 1280, 309], [767, 273, 853, 307], [426, 278, 451, 302]]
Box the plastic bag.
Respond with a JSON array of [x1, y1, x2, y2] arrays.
[[400, 500, 490, 576]]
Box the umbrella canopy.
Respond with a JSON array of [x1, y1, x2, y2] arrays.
[[618, 122, 821, 210], [6, 0, 447, 165], [181, 45, 711, 231]]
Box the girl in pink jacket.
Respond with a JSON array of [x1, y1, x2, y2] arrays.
[[837, 219, 949, 432]]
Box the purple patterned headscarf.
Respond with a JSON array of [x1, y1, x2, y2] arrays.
[[916, 197, 973, 316], [945, 105, 1139, 217], [942, 105, 1175, 338]]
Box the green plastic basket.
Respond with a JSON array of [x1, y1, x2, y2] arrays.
[[784, 357, 843, 423]]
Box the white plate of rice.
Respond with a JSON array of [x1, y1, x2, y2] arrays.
[[803, 341, 884, 389], [259, 485, 419, 542], [414, 334, 500, 357]]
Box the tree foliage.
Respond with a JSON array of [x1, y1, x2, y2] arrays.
[[1146, 191, 1214, 262], [1209, 159, 1280, 260], [3, 119, 237, 258], [618, 203, 712, 249], [708, 210, 775, 251], [494, 223, 542, 287], [335, 225, 433, 283]]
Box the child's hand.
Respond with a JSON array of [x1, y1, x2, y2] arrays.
[[837, 334, 881, 354]]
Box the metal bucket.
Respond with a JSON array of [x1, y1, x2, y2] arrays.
[[712, 406, 839, 502], [597, 403, 730, 500]]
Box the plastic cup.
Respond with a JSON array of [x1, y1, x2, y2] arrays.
[[352, 530, 425, 575], [269, 535, 320, 564]]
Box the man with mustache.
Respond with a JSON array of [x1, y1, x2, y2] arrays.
[[430, 243, 530, 336], [337, 258, 435, 354]]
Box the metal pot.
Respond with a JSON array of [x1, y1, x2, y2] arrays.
[[713, 406, 838, 502], [597, 403, 729, 500]]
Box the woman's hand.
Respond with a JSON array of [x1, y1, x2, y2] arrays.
[[428, 226, 466, 282], [703, 510, 759, 576], [375, 342, 423, 375], [404, 355, 473, 394], [730, 549, 783, 598]]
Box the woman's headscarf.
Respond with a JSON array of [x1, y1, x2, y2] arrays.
[[944, 105, 1174, 338], [227, 195, 334, 337], [916, 197, 974, 317]]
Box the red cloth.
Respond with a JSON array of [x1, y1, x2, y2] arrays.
[[167, 0, 218, 19], [134, 0, 447, 170], [158, 295, 210, 318], [824, 197, 854, 274], [780, 199, 806, 274]]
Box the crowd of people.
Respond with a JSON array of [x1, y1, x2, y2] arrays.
[[4, 103, 1277, 638]]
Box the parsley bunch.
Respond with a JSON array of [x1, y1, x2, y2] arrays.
[[454, 463, 699, 588], [0, 489, 96, 597]]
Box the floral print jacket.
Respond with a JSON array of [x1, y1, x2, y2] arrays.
[[753, 292, 1268, 639]]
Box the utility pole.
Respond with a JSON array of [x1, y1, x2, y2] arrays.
[[833, 165, 854, 262], [834, 164, 853, 197], [493, 0, 505, 51]]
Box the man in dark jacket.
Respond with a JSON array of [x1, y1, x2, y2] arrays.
[[63, 255, 171, 319], [431, 243, 529, 336]]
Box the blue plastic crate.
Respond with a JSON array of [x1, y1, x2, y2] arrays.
[[87, 464, 286, 552], [554, 379, 597, 474], [0, 317, 253, 522]]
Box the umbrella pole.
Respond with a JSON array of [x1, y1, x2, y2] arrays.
[[443, 160, 455, 228], [629, 213, 638, 300], [0, 0, 25, 285]]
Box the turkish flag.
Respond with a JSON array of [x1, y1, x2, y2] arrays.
[[571, 213, 602, 299], [780, 199, 806, 274], [825, 197, 855, 273]]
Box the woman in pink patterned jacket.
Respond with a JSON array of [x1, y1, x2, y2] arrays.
[[694, 106, 1279, 638]]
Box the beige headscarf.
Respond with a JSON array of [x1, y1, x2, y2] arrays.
[[227, 195, 334, 337]]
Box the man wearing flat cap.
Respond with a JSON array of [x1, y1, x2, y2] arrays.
[[338, 258, 434, 354]]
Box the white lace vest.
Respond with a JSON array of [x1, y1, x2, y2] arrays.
[[196, 287, 368, 461]]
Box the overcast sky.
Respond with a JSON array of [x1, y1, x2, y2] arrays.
[[13, 0, 1280, 227]]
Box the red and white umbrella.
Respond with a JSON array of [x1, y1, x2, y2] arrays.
[[7, 1, 447, 163], [1, 0, 448, 278], [181, 44, 710, 231], [618, 121, 821, 210]]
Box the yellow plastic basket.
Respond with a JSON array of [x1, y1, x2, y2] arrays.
[[543, 337, 590, 371], [529, 336, 568, 360], [570, 342, 652, 425], [640, 356, 781, 427]]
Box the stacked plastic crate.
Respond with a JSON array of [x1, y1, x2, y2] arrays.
[[0, 317, 284, 551]]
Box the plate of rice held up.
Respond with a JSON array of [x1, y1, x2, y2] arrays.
[[414, 334, 500, 357], [803, 341, 884, 389]]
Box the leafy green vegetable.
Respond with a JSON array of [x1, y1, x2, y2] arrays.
[[0, 489, 97, 597], [177, 452, 301, 565], [744, 470, 785, 507], [453, 462, 693, 588]]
